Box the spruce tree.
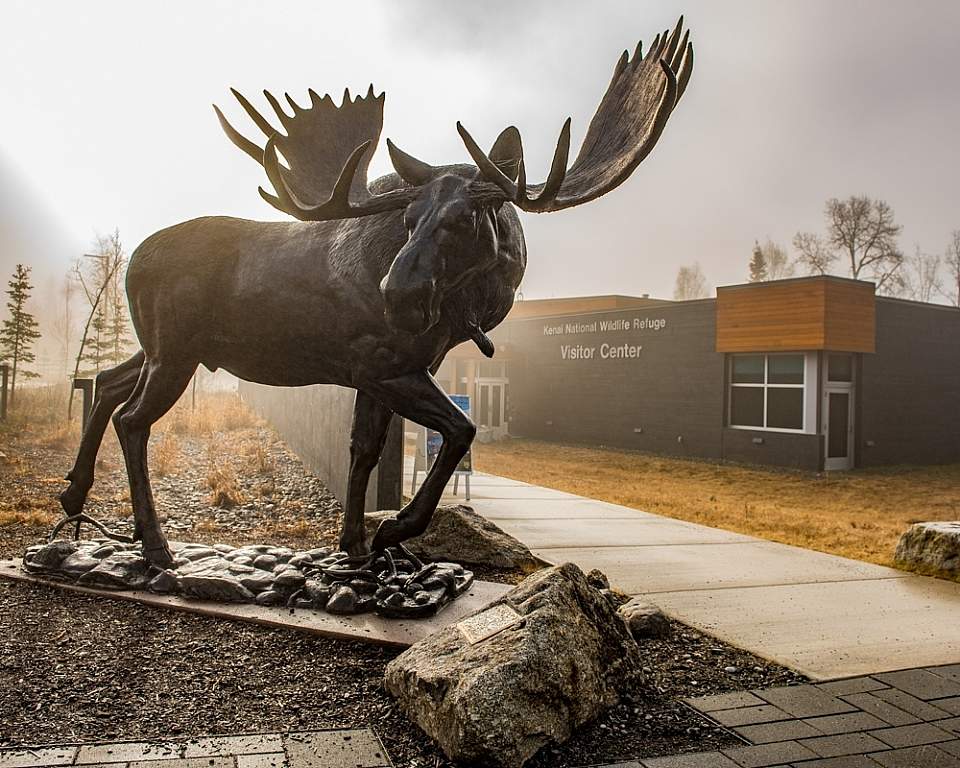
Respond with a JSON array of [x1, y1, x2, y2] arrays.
[[1, 264, 42, 407], [748, 241, 768, 282], [80, 304, 108, 377], [106, 267, 132, 366]]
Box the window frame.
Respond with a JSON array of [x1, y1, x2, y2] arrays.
[[727, 352, 810, 434]]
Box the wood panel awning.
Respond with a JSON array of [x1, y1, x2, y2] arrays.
[[716, 276, 876, 353]]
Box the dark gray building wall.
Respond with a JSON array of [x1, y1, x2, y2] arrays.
[[498, 301, 726, 460], [721, 428, 821, 470], [476, 295, 958, 471], [238, 382, 402, 512], [859, 299, 960, 466]]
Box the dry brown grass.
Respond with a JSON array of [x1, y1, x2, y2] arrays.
[[254, 479, 276, 499], [473, 439, 960, 568], [5, 384, 71, 426], [206, 461, 244, 508], [0, 507, 59, 529], [244, 436, 276, 475], [193, 517, 222, 535], [160, 393, 257, 436], [151, 432, 181, 477], [1, 384, 81, 449], [248, 517, 318, 549], [35, 422, 77, 451], [204, 439, 245, 509]]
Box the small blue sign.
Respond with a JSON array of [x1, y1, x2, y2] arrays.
[[426, 394, 473, 473]]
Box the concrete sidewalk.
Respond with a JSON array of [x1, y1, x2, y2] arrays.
[[408, 462, 960, 680]]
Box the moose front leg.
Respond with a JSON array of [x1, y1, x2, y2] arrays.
[[340, 390, 394, 557], [364, 372, 475, 551]]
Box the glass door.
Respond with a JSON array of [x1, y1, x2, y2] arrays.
[[822, 354, 855, 471], [825, 391, 851, 468], [478, 384, 491, 429], [475, 380, 508, 439]]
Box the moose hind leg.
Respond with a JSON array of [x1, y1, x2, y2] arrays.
[[61, 351, 145, 517], [366, 372, 475, 551], [340, 390, 395, 557], [113, 359, 196, 568]]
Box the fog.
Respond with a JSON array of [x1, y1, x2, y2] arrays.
[[1, 1, 958, 376]]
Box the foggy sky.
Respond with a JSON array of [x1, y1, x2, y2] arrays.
[[2, 0, 958, 306]]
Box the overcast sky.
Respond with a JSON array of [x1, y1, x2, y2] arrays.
[[2, 0, 958, 304]]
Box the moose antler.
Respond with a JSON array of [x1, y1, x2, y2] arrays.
[[214, 86, 419, 221], [459, 17, 693, 212]]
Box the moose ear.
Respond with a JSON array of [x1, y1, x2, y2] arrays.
[[488, 126, 523, 182], [386, 139, 435, 186]]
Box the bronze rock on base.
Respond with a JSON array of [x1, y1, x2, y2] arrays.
[[22, 538, 473, 619]]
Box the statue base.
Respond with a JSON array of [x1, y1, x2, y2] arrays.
[[22, 537, 474, 619]]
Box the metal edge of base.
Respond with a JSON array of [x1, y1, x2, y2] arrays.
[[0, 559, 509, 649]]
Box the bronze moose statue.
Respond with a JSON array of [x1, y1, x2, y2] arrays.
[[60, 19, 693, 569]]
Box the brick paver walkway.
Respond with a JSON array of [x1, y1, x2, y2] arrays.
[[603, 664, 960, 767], [0, 730, 392, 768], [4, 673, 960, 767]]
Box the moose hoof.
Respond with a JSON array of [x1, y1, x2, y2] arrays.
[[371, 517, 409, 552], [59, 484, 88, 518], [340, 535, 371, 559], [141, 541, 175, 570]]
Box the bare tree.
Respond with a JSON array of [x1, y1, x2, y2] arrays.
[[48, 272, 76, 381], [943, 229, 960, 307], [759, 238, 794, 280], [793, 231, 836, 275], [673, 262, 710, 300], [794, 196, 904, 292], [69, 232, 126, 417], [901, 246, 942, 303]]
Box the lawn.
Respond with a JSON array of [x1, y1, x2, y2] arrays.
[[472, 438, 960, 569]]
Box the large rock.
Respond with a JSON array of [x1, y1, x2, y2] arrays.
[[618, 597, 671, 639], [895, 522, 960, 577], [384, 563, 643, 768], [366, 505, 544, 571]]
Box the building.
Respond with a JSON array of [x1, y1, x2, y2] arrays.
[[437, 276, 960, 471]]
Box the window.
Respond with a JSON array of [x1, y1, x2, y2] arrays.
[[455, 360, 469, 394], [729, 354, 805, 431], [827, 354, 853, 383], [477, 360, 505, 378]]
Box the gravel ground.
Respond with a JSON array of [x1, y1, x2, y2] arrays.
[[0, 405, 807, 766], [0, 420, 344, 558], [0, 579, 805, 767]]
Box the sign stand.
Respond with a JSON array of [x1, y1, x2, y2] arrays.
[[410, 394, 472, 501], [73, 378, 94, 431], [0, 364, 8, 421]]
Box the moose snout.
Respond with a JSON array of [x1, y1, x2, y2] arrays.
[[381, 275, 438, 334]]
